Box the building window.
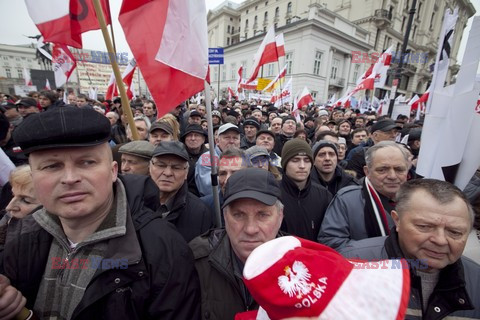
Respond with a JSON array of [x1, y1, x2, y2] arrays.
[[5, 68, 11, 78], [254, 15, 258, 26], [311, 91, 318, 99], [285, 52, 293, 74], [412, 26, 417, 40], [331, 59, 339, 79], [230, 17, 233, 21], [231, 63, 237, 79], [286, 18, 291, 24], [227, 37, 230, 45], [255, 5, 258, 10], [21, 57, 26, 60], [227, 25, 231, 33], [17, 68, 22, 78], [287, 2, 292, 14], [352, 64, 360, 82], [275, 7, 279, 17], [246, 9, 249, 14], [245, 19, 249, 28], [384, 36, 391, 50], [313, 51, 323, 75], [241, 61, 247, 77], [267, 63, 274, 76], [265, 1, 268, 6], [429, 12, 435, 30], [264, 11, 268, 22], [2, 56, 7, 60], [401, 17, 406, 32], [15, 57, 20, 61], [244, 32, 248, 39]]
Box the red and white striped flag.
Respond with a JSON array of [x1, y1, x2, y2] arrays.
[[120, 0, 208, 118], [25, 0, 111, 48], [262, 64, 287, 92], [51, 43, 76, 88], [271, 77, 292, 108], [294, 87, 314, 111], [228, 87, 237, 101], [23, 68, 32, 86], [236, 65, 243, 93], [44, 78, 51, 90], [275, 33, 285, 58], [246, 26, 278, 83], [121, 59, 137, 99], [105, 72, 117, 101]]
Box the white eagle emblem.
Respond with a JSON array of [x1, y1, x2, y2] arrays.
[[278, 261, 314, 299]]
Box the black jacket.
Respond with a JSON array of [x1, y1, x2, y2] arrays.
[[345, 139, 374, 179], [0, 177, 201, 320], [342, 229, 480, 320], [273, 133, 292, 155], [311, 166, 358, 196], [186, 144, 208, 196], [124, 174, 214, 243], [280, 175, 332, 241]]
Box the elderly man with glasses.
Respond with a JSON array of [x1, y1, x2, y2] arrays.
[[150, 141, 214, 242]]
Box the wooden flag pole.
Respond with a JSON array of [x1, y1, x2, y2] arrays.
[[92, 0, 139, 140]]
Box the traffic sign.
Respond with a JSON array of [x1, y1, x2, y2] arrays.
[[209, 48, 224, 65]]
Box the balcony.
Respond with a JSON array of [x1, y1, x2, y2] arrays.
[[374, 9, 392, 29], [329, 77, 345, 88], [402, 64, 417, 74]]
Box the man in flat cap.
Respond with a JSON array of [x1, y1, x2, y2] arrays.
[[0, 106, 200, 319], [189, 168, 284, 320], [240, 117, 260, 150], [181, 124, 207, 196], [148, 121, 174, 146], [149, 141, 213, 242], [118, 140, 154, 175]]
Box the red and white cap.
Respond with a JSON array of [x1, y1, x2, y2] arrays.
[[241, 236, 410, 320]]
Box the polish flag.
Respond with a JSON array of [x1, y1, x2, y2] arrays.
[[23, 68, 32, 86], [271, 77, 292, 108], [228, 87, 238, 101], [121, 59, 137, 99], [236, 65, 243, 93], [246, 26, 278, 83], [262, 64, 287, 92], [295, 87, 314, 111], [275, 33, 285, 58], [51, 43, 76, 88], [105, 72, 117, 101], [374, 46, 394, 88], [120, 0, 208, 118], [411, 87, 430, 111], [239, 80, 258, 90], [44, 79, 51, 90], [24, 0, 111, 48]]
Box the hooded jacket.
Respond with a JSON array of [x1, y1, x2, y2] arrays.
[[311, 166, 358, 196]]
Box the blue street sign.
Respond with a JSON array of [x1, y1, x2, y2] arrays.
[[209, 47, 224, 65]]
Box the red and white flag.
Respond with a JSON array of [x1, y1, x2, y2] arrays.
[[51, 43, 76, 88], [25, 0, 111, 48], [294, 86, 314, 111], [275, 33, 285, 58], [271, 77, 292, 108], [236, 65, 243, 93], [374, 46, 393, 88], [239, 80, 258, 90], [44, 78, 51, 90], [246, 26, 278, 83], [228, 87, 237, 101], [23, 68, 32, 86], [121, 59, 137, 99], [105, 72, 117, 101], [120, 0, 208, 118], [262, 64, 287, 92]]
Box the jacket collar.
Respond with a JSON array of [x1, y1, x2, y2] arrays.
[[281, 173, 311, 197]]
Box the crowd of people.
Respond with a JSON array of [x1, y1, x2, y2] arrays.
[[0, 88, 479, 319]]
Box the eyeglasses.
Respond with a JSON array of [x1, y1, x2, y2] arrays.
[[150, 160, 187, 172]]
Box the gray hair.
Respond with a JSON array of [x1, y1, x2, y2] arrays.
[[365, 141, 409, 169], [395, 179, 474, 227]]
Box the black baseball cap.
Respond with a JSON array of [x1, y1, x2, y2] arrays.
[[222, 168, 281, 208], [371, 119, 401, 133], [152, 140, 189, 161], [16, 98, 37, 108]]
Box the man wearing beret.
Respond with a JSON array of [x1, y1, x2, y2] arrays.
[[0, 106, 200, 319], [149, 141, 213, 242], [189, 168, 284, 320]]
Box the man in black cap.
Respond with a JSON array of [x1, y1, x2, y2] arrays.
[[181, 124, 208, 196], [240, 117, 260, 150], [148, 121, 174, 146], [189, 168, 284, 320], [150, 141, 213, 242], [0, 106, 201, 319], [188, 110, 203, 126], [346, 118, 401, 179], [255, 129, 281, 168], [273, 116, 296, 155], [16, 98, 39, 118]]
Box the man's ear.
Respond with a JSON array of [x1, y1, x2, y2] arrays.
[[391, 210, 400, 231], [363, 165, 369, 177]]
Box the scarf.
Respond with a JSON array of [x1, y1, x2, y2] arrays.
[[362, 177, 391, 238]]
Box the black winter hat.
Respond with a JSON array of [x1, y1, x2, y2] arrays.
[[281, 139, 313, 168], [312, 140, 338, 159]]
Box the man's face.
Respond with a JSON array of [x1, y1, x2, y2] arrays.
[[285, 155, 312, 184], [188, 115, 202, 125], [216, 131, 240, 151], [364, 147, 408, 199], [314, 147, 337, 174], [212, 116, 221, 125], [39, 96, 51, 108], [393, 190, 471, 272], [185, 132, 205, 151], [372, 129, 398, 143], [67, 94, 77, 105], [332, 111, 344, 121], [270, 118, 282, 134], [106, 113, 117, 126], [77, 97, 87, 107], [338, 122, 351, 136], [134, 109, 144, 117], [197, 105, 206, 117], [29, 144, 118, 220], [256, 133, 274, 153], [17, 105, 39, 117], [218, 156, 246, 193], [338, 144, 346, 160], [244, 125, 257, 140], [225, 198, 283, 263], [352, 130, 367, 145], [143, 102, 155, 117], [355, 118, 365, 128], [282, 119, 296, 136], [129, 120, 149, 140], [149, 129, 173, 146], [252, 110, 262, 123], [268, 113, 277, 122], [149, 155, 188, 193], [305, 120, 314, 129], [121, 154, 150, 175]]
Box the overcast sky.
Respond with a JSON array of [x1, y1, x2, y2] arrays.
[[0, 0, 478, 65]]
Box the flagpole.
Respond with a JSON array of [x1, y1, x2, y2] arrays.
[[277, 61, 285, 108], [204, 81, 222, 227], [92, 0, 139, 140], [105, 0, 117, 53]]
